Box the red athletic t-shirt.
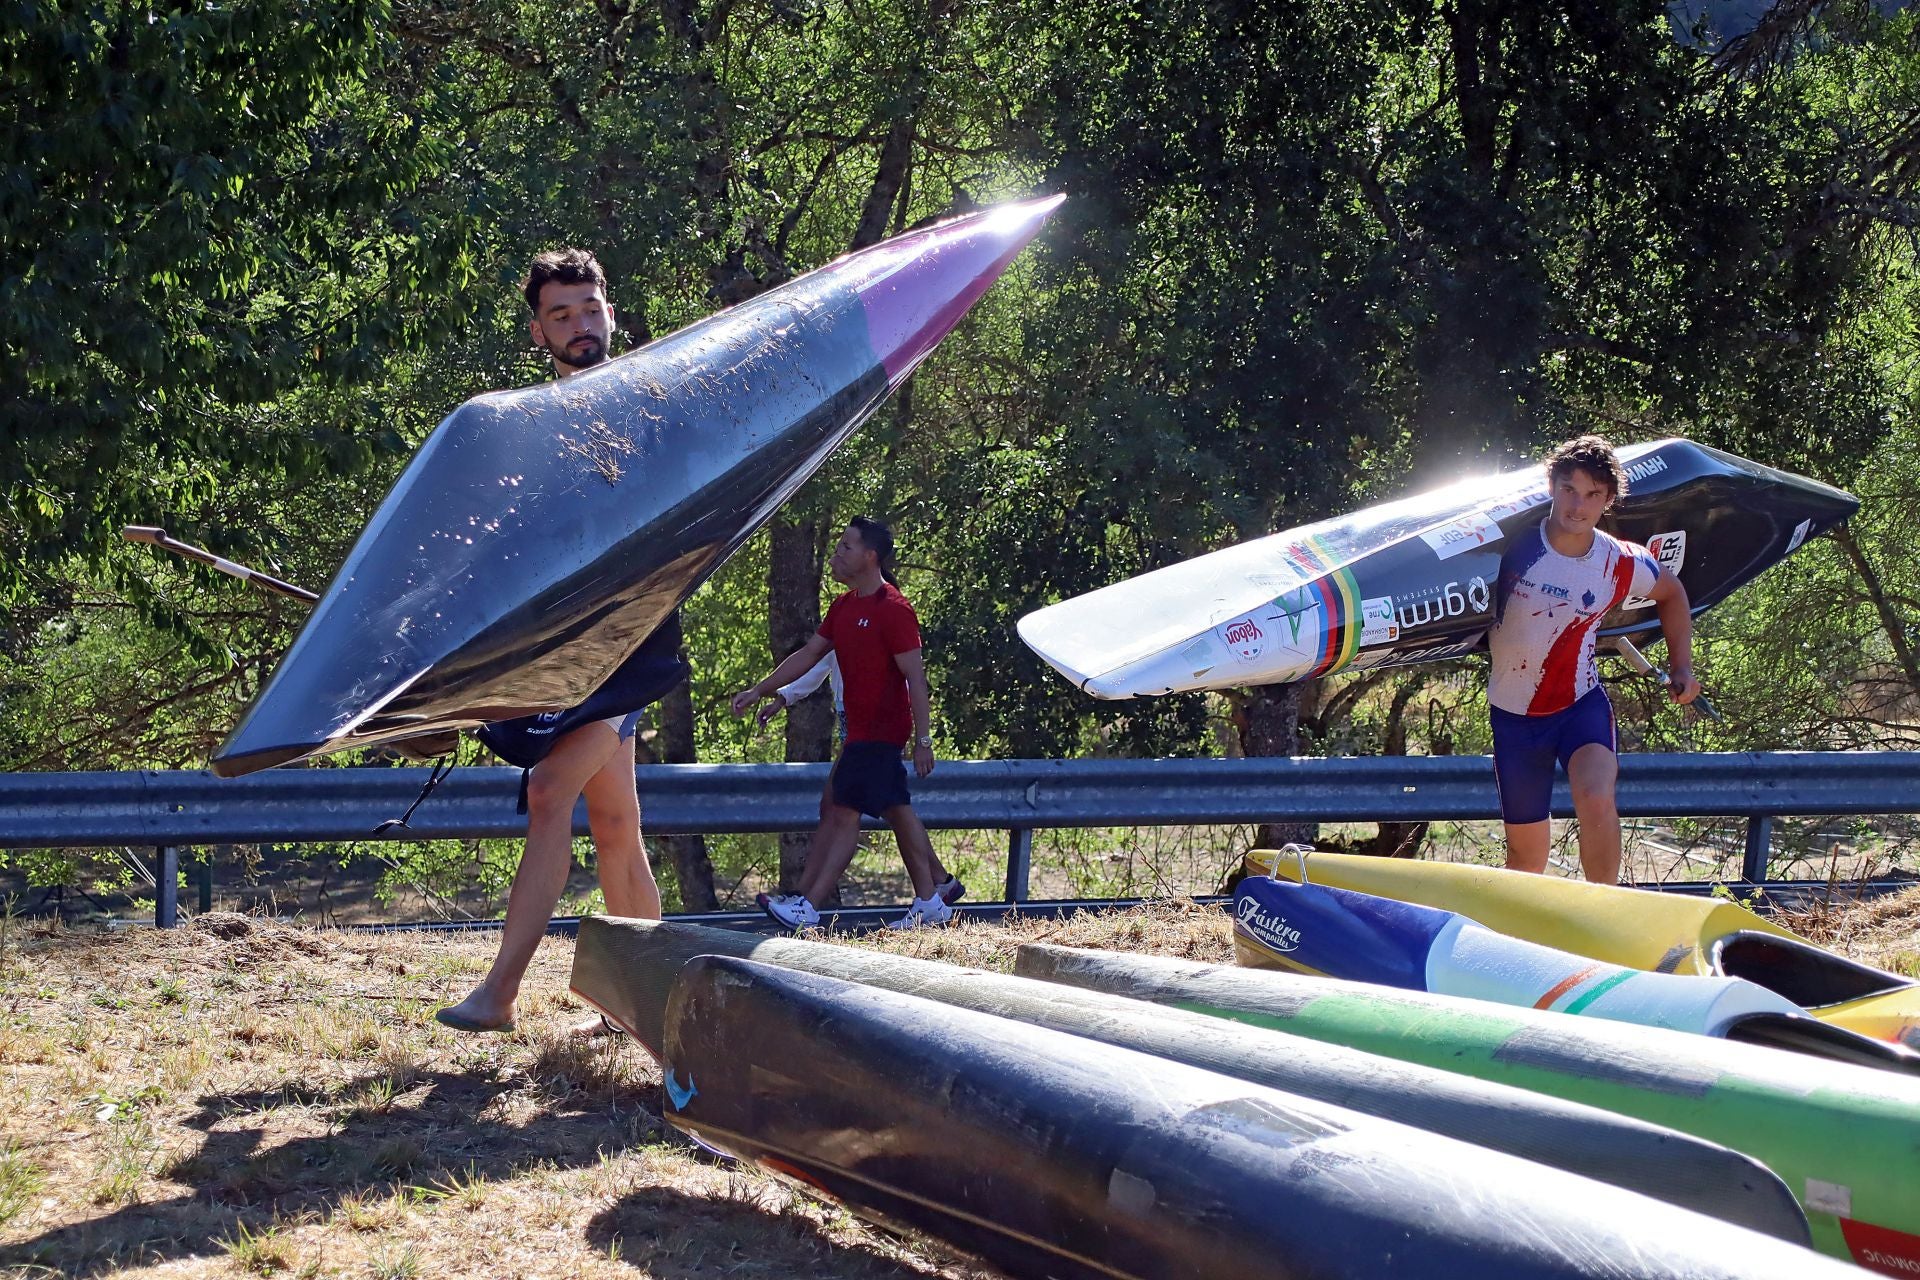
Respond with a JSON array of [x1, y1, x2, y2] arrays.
[[817, 584, 922, 745]]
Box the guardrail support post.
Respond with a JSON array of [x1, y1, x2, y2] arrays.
[[155, 846, 178, 928], [1742, 816, 1773, 883], [199, 848, 218, 913], [1006, 828, 1033, 903]]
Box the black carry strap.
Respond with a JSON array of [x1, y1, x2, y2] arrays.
[[373, 755, 458, 833]]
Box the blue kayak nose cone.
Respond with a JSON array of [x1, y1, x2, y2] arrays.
[[211, 196, 1062, 776]]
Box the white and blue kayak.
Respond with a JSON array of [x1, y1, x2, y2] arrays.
[[1019, 439, 1856, 698], [1233, 875, 1920, 1073]]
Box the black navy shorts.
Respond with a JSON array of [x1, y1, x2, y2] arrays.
[[830, 740, 912, 818], [1490, 685, 1617, 825]]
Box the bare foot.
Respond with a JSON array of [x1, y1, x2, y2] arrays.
[[435, 990, 516, 1033]]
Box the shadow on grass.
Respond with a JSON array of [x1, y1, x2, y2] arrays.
[[0, 1063, 947, 1278]]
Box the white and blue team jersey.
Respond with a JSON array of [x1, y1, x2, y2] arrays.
[[1488, 524, 1661, 716]]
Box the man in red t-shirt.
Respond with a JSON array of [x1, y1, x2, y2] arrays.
[[732, 517, 954, 929]]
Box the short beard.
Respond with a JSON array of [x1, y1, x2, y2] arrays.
[[543, 335, 607, 370]]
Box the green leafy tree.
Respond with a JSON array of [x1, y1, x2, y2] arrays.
[[1, 0, 484, 639]]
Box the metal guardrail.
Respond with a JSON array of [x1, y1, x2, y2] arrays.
[[2, 752, 1916, 927]]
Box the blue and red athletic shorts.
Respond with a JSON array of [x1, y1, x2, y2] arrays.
[[1490, 685, 1617, 825]]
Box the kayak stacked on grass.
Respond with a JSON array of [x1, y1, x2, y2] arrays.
[[1249, 848, 1920, 1048], [1230, 872, 1920, 1072], [566, 918, 1897, 1276], [659, 954, 1846, 1280], [1017, 941, 1920, 1274], [569, 917, 1806, 1238], [211, 195, 1063, 775], [1017, 438, 1856, 699]]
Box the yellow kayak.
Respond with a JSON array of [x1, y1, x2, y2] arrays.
[[1249, 848, 1920, 1047]]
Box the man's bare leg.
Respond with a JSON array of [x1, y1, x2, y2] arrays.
[[566, 732, 657, 1036], [819, 774, 951, 890], [796, 804, 864, 907], [1503, 820, 1552, 874], [437, 723, 619, 1031], [882, 805, 939, 900], [1567, 742, 1623, 885], [584, 732, 659, 920]]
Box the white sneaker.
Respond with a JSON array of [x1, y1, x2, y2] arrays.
[[766, 895, 821, 929], [934, 876, 966, 905], [888, 894, 954, 930]]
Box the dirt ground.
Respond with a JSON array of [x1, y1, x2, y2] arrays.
[[2, 890, 1916, 1278], [0, 902, 1231, 1279]]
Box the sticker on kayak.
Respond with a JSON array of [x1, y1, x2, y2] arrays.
[[1216, 617, 1269, 663], [1420, 511, 1501, 560], [1622, 531, 1686, 610], [1235, 894, 1303, 954], [1179, 637, 1216, 679], [1184, 1095, 1345, 1149], [1839, 1216, 1920, 1277], [1807, 1179, 1852, 1216], [1359, 596, 1399, 645], [1485, 489, 1551, 522], [1785, 517, 1813, 554], [1263, 588, 1329, 666], [1344, 632, 1486, 673]]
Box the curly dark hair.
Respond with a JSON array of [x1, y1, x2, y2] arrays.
[[1546, 434, 1628, 498], [523, 248, 607, 312]]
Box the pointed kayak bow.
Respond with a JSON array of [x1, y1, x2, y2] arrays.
[[211, 195, 1062, 775]]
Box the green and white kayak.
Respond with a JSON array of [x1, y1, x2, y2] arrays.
[[1016, 943, 1920, 1276]]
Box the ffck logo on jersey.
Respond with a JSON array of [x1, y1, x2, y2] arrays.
[[856, 617, 870, 628]]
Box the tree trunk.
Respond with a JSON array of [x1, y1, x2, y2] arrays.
[[1236, 681, 1319, 849], [1367, 677, 1432, 859], [1833, 522, 1920, 695], [769, 518, 831, 894], [650, 673, 718, 912], [853, 115, 918, 249]]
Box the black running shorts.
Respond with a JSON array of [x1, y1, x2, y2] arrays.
[[829, 740, 912, 818]]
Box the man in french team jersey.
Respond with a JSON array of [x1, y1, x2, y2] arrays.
[[731, 517, 954, 929], [1489, 436, 1700, 883]]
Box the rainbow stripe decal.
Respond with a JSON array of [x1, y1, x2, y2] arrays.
[[1279, 536, 1361, 676]]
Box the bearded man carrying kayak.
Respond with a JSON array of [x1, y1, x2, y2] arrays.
[[436, 248, 686, 1034]]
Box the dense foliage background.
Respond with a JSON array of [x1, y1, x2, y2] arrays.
[[3, 0, 1915, 906]]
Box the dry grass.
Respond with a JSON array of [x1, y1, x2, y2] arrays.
[[844, 896, 1235, 972], [2, 891, 1909, 1278], [0, 910, 1008, 1279], [1779, 882, 1920, 975]]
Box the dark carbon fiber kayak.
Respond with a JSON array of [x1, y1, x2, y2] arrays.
[[660, 955, 1849, 1279], [569, 917, 1806, 1241]]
